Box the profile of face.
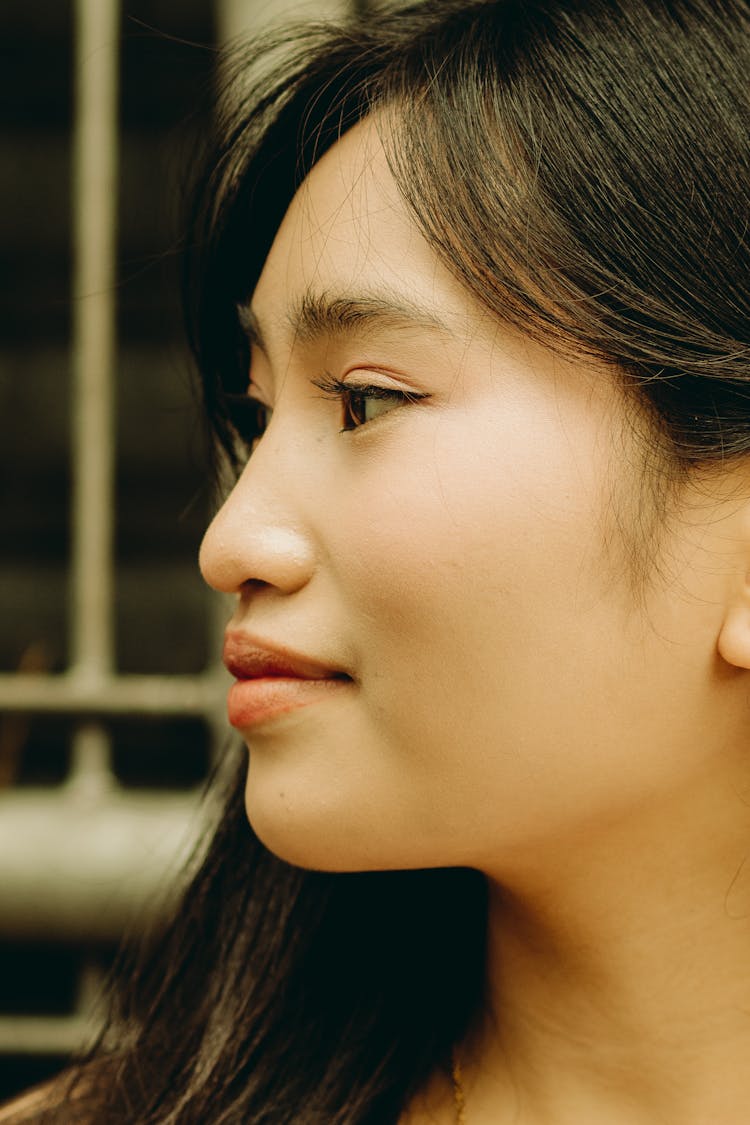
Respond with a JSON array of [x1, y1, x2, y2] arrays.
[[199, 116, 748, 879]]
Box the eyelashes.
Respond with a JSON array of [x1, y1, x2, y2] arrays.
[[223, 373, 430, 449], [311, 372, 430, 432]]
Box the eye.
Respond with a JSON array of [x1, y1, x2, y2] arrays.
[[342, 386, 407, 429], [312, 374, 430, 432], [223, 390, 273, 451]]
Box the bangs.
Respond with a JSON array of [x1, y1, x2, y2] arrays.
[[183, 0, 750, 475]]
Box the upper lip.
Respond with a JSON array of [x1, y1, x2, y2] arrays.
[[222, 632, 349, 681]]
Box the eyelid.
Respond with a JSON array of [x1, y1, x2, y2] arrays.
[[311, 370, 431, 432], [247, 380, 273, 408], [311, 372, 415, 401], [246, 343, 275, 400], [316, 367, 428, 397], [340, 365, 422, 390]]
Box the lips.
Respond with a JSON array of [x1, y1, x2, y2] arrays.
[[222, 633, 349, 681], [222, 632, 351, 729]]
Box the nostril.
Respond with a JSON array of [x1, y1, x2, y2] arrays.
[[240, 578, 271, 594], [197, 486, 316, 597]]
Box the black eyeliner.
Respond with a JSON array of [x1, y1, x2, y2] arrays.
[[311, 372, 430, 432]]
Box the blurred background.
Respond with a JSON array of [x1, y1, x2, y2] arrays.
[[0, 0, 355, 1102]]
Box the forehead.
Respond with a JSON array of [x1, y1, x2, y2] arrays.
[[249, 117, 488, 345]]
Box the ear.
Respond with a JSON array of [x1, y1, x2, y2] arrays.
[[718, 576, 750, 670]]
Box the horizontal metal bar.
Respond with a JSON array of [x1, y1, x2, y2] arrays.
[[0, 789, 207, 941], [0, 1015, 99, 1057], [0, 672, 228, 717]]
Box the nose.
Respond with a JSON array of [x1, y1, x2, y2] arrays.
[[198, 453, 316, 597]]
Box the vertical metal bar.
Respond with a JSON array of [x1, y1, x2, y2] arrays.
[[69, 0, 120, 789], [71, 0, 120, 683]]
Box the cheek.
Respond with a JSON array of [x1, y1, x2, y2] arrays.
[[316, 397, 626, 840], [333, 401, 613, 665], [297, 376, 680, 868]]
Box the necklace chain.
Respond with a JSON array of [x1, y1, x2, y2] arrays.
[[451, 1046, 467, 1125]]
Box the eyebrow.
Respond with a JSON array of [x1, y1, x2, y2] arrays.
[[236, 289, 451, 354]]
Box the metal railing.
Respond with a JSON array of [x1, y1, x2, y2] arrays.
[[0, 0, 352, 1075], [0, 0, 215, 1064]]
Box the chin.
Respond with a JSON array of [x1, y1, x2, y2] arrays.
[[243, 783, 369, 872], [243, 790, 428, 874]]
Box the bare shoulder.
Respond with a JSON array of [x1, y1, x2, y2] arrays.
[[0, 1080, 60, 1123], [0, 1069, 94, 1124]]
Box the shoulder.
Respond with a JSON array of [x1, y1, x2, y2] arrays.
[[0, 1081, 59, 1123], [0, 1068, 96, 1124]]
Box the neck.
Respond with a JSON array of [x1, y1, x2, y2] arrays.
[[466, 767, 750, 1125]]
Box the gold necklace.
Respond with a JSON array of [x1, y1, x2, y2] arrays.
[[451, 1046, 467, 1125]]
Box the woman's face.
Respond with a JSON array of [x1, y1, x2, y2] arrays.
[[199, 118, 741, 877]]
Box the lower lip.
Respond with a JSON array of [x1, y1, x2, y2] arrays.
[[227, 677, 349, 729]]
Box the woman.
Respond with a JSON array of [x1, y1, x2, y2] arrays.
[[4, 0, 750, 1119]]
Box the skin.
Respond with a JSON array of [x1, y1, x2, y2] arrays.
[[199, 118, 750, 1123]]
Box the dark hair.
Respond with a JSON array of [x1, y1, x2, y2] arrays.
[[50, 0, 750, 1120]]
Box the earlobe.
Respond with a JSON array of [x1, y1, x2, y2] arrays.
[[718, 597, 750, 671]]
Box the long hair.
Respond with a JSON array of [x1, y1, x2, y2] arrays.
[[50, 0, 750, 1120]]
